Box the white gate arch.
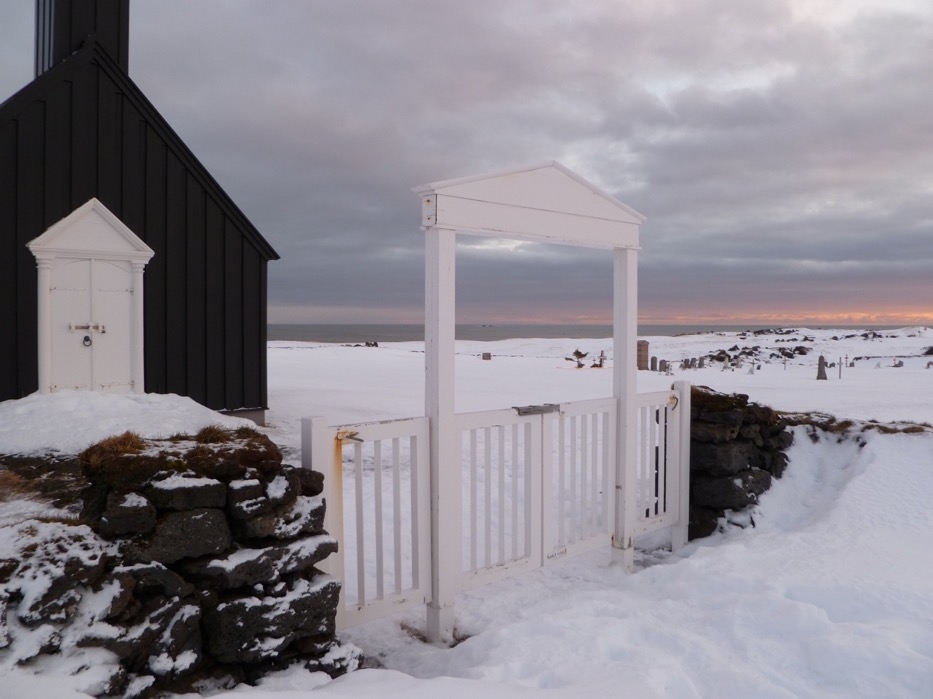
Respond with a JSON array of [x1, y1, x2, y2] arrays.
[[413, 161, 648, 640], [27, 198, 154, 394]]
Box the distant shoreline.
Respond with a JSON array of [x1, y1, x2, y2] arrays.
[[267, 323, 919, 343]]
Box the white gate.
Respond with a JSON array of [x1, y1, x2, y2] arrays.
[[303, 383, 690, 631], [305, 416, 432, 630], [457, 397, 618, 589]]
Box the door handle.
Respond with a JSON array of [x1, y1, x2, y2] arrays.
[[68, 322, 106, 333]]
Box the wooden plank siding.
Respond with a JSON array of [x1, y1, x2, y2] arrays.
[[164, 151, 188, 396], [97, 74, 123, 211], [0, 39, 278, 412], [143, 122, 168, 395], [185, 175, 208, 405], [242, 246, 263, 405], [204, 199, 226, 409], [224, 221, 245, 410], [0, 119, 21, 399], [71, 66, 98, 209], [15, 102, 44, 398], [43, 80, 72, 226]]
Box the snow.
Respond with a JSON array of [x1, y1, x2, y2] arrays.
[[266, 475, 291, 501], [199, 535, 335, 575], [2, 326, 933, 697], [266, 495, 326, 539], [149, 474, 223, 490], [119, 492, 150, 508], [1, 520, 117, 627], [0, 390, 252, 456], [261, 328, 933, 461]]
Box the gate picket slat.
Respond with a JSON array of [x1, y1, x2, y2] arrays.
[[410, 434, 420, 586], [524, 422, 533, 557], [664, 407, 672, 515], [635, 408, 651, 513], [558, 420, 566, 546], [392, 437, 402, 594], [601, 411, 610, 529], [649, 405, 656, 516], [511, 423, 519, 560], [590, 412, 599, 535], [580, 415, 589, 540], [484, 426, 492, 568], [498, 424, 506, 564], [470, 429, 478, 572], [374, 441, 384, 599], [649, 409, 658, 516], [569, 415, 578, 544], [353, 442, 365, 605], [658, 408, 667, 516]]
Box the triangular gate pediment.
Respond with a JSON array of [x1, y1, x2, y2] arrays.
[[414, 161, 645, 249]]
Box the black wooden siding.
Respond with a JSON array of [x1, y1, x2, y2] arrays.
[[0, 40, 278, 411]]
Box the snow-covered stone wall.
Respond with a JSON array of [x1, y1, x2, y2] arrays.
[[0, 428, 358, 698], [688, 386, 794, 539]]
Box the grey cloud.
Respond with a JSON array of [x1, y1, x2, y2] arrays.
[[2, 0, 930, 325]]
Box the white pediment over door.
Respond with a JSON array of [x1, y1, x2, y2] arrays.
[[27, 197, 155, 262]]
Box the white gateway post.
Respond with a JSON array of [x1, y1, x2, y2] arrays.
[[415, 161, 645, 642]]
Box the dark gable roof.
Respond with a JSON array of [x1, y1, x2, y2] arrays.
[[0, 37, 279, 261]]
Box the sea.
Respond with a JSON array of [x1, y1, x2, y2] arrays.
[[267, 323, 911, 343]]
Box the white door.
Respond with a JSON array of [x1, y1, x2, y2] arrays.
[[50, 258, 134, 392]]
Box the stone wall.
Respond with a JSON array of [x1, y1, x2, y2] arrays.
[[688, 386, 794, 539], [0, 427, 357, 698]]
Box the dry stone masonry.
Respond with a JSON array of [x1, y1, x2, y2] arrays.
[[688, 386, 794, 539], [0, 427, 357, 698]]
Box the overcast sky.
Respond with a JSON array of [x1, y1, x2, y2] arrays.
[[2, 0, 931, 326]]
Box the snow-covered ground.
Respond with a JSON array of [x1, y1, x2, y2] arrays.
[[2, 327, 932, 698]]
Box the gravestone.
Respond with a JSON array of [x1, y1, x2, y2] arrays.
[[816, 355, 828, 380], [637, 340, 649, 370]]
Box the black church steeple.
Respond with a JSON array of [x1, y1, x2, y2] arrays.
[[35, 0, 130, 76]]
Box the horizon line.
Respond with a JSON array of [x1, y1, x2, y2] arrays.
[[267, 320, 932, 327]]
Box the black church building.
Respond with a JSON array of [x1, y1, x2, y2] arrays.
[[1, 1, 279, 422]]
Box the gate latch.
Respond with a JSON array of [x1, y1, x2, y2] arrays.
[[513, 403, 561, 416]]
